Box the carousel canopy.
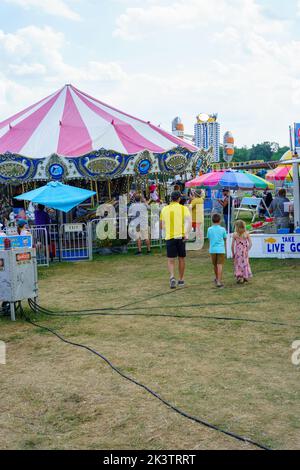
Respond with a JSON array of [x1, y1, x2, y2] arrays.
[[0, 84, 196, 158]]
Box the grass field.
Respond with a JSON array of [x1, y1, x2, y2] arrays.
[[1, 245, 300, 450]]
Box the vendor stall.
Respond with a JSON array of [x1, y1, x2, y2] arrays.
[[186, 144, 300, 260]]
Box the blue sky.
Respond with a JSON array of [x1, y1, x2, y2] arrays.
[[1, 0, 300, 147]]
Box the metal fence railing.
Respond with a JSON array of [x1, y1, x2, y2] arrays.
[[30, 223, 91, 263], [2, 204, 218, 266], [89, 217, 163, 253], [59, 223, 91, 261], [31, 227, 49, 267]]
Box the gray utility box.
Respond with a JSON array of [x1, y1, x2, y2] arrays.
[[0, 248, 38, 321]]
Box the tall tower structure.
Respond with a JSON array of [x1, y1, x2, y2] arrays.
[[194, 113, 220, 162], [172, 117, 185, 139]]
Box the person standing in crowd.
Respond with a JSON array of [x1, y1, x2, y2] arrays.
[[0, 195, 12, 227], [231, 220, 252, 284], [149, 184, 160, 203], [269, 189, 290, 230], [0, 224, 6, 236], [17, 219, 30, 236], [259, 189, 273, 218], [129, 185, 137, 204], [218, 189, 233, 232], [190, 189, 205, 241], [160, 191, 192, 289], [207, 213, 227, 289], [34, 204, 51, 226], [130, 194, 151, 256]]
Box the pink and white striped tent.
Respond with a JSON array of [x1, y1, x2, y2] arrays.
[[0, 84, 197, 158]]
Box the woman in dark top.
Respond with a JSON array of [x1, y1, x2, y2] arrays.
[[34, 204, 51, 226], [219, 189, 233, 232]]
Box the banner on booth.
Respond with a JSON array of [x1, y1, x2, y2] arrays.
[[294, 123, 300, 149], [0, 236, 32, 250], [263, 235, 300, 255]]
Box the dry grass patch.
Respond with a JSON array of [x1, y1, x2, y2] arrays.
[[1, 247, 300, 449]]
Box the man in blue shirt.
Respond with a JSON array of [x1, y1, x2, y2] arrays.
[[207, 213, 227, 288]]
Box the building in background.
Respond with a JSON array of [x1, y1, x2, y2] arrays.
[[171, 116, 195, 144], [194, 113, 220, 162], [172, 117, 185, 139]]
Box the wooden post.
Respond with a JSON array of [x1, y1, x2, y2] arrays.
[[155, 173, 160, 200], [95, 180, 99, 205], [127, 176, 130, 202], [90, 180, 95, 207], [108, 179, 111, 200]]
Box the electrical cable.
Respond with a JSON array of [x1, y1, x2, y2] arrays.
[[21, 305, 272, 451], [28, 286, 262, 313], [28, 299, 300, 329]]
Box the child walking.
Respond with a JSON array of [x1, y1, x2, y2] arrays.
[[231, 220, 252, 284], [207, 213, 227, 288]]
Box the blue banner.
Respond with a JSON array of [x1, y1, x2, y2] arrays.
[[295, 123, 300, 148], [0, 236, 32, 250]]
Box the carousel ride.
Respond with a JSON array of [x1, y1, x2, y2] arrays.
[[0, 84, 213, 205]]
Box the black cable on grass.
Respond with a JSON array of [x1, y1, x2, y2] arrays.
[[28, 299, 300, 330], [21, 306, 272, 451], [28, 290, 263, 314]]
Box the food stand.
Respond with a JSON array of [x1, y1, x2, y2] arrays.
[[185, 166, 300, 259], [228, 154, 300, 259]]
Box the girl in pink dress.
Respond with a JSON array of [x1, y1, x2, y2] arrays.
[[231, 220, 253, 284]]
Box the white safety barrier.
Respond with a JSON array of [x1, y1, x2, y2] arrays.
[[31, 227, 49, 267], [59, 223, 91, 261], [2, 206, 216, 267]]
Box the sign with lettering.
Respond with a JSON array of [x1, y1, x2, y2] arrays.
[[263, 235, 300, 255], [64, 224, 83, 233], [16, 252, 32, 264]]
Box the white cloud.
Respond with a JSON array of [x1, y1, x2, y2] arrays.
[[109, 0, 298, 146], [113, 0, 285, 40], [0, 26, 127, 82], [0, 24, 129, 121], [3, 0, 81, 21], [0, 0, 299, 146], [9, 63, 47, 76]]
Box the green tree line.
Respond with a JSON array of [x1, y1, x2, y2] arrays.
[[221, 142, 290, 163]]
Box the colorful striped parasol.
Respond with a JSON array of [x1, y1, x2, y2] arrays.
[[266, 166, 294, 182], [186, 170, 273, 190], [266, 151, 297, 182]]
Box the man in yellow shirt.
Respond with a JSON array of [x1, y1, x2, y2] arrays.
[[190, 189, 205, 244], [160, 191, 192, 289]]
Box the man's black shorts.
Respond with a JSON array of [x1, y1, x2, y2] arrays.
[[166, 238, 186, 258]]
